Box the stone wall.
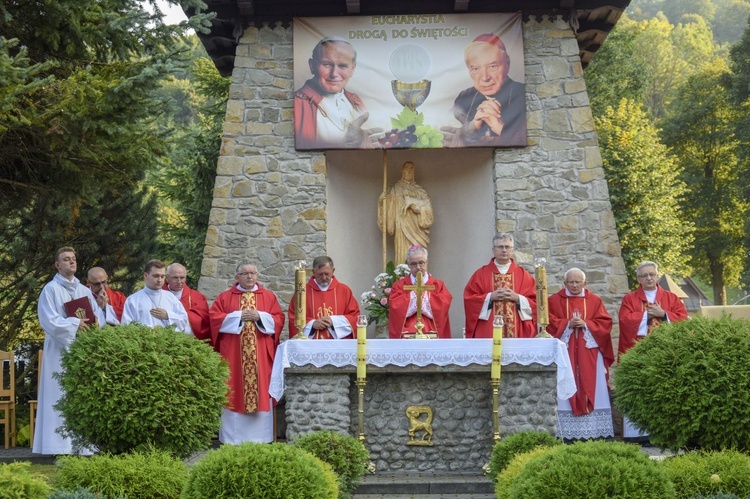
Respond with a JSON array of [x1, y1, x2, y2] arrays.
[[284, 365, 557, 472], [199, 16, 629, 344]]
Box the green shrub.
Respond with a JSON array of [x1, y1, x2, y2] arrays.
[[687, 494, 741, 499], [495, 446, 553, 499], [612, 316, 750, 452], [294, 430, 369, 497], [661, 450, 750, 498], [507, 440, 675, 498], [488, 430, 562, 479], [48, 488, 123, 499], [55, 448, 188, 499], [0, 462, 52, 499], [55, 323, 229, 457], [181, 442, 339, 499]]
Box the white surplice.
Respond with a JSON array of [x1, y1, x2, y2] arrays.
[[121, 287, 191, 334]]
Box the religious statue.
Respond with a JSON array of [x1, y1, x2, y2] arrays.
[[377, 161, 434, 262]]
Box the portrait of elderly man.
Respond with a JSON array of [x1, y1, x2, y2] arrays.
[[451, 33, 526, 147], [294, 37, 378, 149]]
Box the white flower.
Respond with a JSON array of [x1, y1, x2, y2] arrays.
[[375, 273, 389, 283], [360, 291, 371, 302]]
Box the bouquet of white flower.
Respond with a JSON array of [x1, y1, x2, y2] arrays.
[[360, 261, 410, 326]]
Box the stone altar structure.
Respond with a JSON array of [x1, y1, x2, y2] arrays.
[[270, 338, 573, 471]]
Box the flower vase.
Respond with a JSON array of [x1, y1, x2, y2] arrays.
[[375, 321, 389, 339]]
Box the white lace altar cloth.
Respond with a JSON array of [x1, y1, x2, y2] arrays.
[[269, 338, 575, 401]]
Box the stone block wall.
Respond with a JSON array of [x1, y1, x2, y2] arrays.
[[284, 365, 557, 472]]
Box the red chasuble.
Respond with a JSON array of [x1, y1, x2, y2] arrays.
[[618, 285, 688, 357], [388, 275, 453, 339], [209, 284, 284, 413], [104, 287, 126, 321], [463, 259, 537, 338], [547, 289, 614, 415], [287, 276, 360, 339]]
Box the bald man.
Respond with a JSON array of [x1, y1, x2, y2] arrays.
[[165, 263, 211, 346], [87, 266, 126, 323]]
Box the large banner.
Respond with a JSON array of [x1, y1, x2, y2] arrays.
[[293, 13, 525, 150]]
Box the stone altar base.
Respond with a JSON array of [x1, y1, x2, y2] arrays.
[[283, 364, 557, 472]]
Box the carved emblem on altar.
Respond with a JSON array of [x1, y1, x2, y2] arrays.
[[406, 405, 434, 446]]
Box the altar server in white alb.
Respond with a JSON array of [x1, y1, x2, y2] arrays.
[[34, 246, 106, 455], [121, 259, 191, 334]]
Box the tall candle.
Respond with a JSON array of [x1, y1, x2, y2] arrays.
[[357, 315, 367, 380]]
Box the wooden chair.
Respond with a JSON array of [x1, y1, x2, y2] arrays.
[[0, 349, 16, 449], [28, 349, 42, 448]]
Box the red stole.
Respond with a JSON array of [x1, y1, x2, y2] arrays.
[[561, 295, 598, 415], [493, 273, 518, 338], [240, 292, 260, 413]]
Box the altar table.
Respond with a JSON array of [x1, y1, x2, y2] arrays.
[[269, 337, 575, 401]]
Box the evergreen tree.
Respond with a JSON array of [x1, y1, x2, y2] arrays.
[[0, 0, 212, 348], [595, 99, 694, 286]]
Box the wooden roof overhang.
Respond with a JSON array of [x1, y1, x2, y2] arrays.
[[189, 0, 631, 77]]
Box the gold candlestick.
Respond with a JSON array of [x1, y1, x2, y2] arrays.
[[292, 260, 308, 340], [491, 314, 504, 443], [356, 315, 368, 443], [534, 258, 551, 338]]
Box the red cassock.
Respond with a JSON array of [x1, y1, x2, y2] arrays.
[[209, 284, 284, 413], [618, 285, 688, 357], [547, 289, 614, 415], [287, 276, 360, 339], [464, 259, 537, 338], [388, 275, 452, 339], [105, 287, 127, 321]]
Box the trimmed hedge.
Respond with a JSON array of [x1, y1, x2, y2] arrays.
[[55, 448, 188, 499], [56, 323, 228, 457], [181, 442, 339, 498], [613, 316, 750, 452], [495, 446, 554, 499], [0, 462, 51, 499], [488, 430, 562, 479], [661, 450, 750, 498], [506, 440, 675, 498], [294, 430, 370, 497]]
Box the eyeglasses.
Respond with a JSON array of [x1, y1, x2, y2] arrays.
[[494, 245, 513, 250], [564, 280, 583, 285], [637, 273, 657, 279], [89, 280, 108, 286], [237, 271, 258, 277], [408, 261, 427, 268]]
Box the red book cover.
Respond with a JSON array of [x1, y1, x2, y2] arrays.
[[64, 296, 96, 325]]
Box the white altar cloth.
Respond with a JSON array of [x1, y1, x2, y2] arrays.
[[269, 338, 575, 401]]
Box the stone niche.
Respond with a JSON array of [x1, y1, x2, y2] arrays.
[[283, 364, 556, 472]]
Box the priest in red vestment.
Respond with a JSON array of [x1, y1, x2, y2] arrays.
[[288, 256, 360, 339], [87, 266, 126, 323], [464, 233, 536, 338], [618, 261, 688, 357], [618, 260, 688, 439], [209, 263, 284, 444], [165, 263, 212, 346], [548, 268, 614, 439], [388, 246, 452, 338]]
